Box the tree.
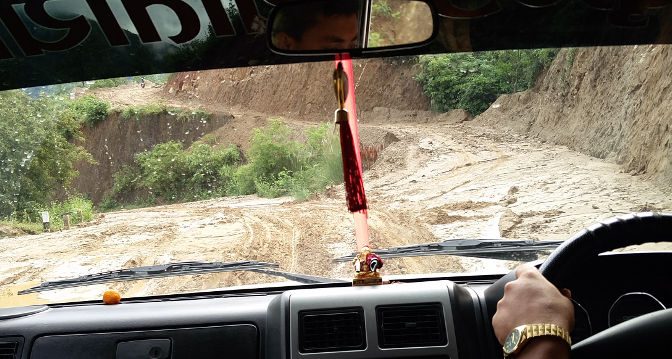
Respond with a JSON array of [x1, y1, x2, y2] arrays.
[[0, 91, 93, 220], [416, 49, 558, 115]]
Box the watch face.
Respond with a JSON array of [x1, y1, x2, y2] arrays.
[[503, 328, 521, 354]]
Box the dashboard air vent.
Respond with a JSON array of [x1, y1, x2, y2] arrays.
[[299, 308, 366, 352], [377, 303, 447, 348], [0, 339, 19, 359]]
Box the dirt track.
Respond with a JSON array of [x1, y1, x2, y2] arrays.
[[2, 112, 671, 307]]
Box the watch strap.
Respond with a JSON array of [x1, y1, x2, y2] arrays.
[[522, 323, 572, 345], [504, 323, 572, 358]]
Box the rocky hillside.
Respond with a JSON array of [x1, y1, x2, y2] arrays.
[[76, 46, 672, 204], [478, 45, 672, 185], [164, 58, 430, 118]]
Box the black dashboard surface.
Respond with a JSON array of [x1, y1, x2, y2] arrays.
[[0, 251, 669, 359]]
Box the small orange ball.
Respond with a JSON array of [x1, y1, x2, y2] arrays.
[[103, 290, 121, 305]]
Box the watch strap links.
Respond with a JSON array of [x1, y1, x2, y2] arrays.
[[523, 323, 572, 346]]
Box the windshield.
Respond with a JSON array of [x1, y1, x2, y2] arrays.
[[2, 45, 672, 307]]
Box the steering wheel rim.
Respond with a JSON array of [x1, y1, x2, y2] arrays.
[[539, 212, 672, 287], [484, 212, 672, 358]]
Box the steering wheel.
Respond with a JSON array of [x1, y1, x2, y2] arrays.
[[484, 212, 672, 358]]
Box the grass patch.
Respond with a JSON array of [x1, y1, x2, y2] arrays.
[[89, 78, 128, 89], [0, 220, 42, 236], [2, 195, 95, 234], [120, 103, 168, 119], [120, 104, 210, 121]]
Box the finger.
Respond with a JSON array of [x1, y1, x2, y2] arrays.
[[515, 263, 537, 278]]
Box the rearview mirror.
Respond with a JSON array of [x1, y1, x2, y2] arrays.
[[268, 0, 437, 54]]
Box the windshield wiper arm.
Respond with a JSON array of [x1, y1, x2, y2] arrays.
[[334, 239, 563, 262], [19, 260, 342, 295]]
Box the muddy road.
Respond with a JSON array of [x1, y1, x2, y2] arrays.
[[2, 119, 671, 307]]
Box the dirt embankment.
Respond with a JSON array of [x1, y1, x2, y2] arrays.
[[478, 46, 672, 185], [164, 58, 430, 119], [73, 55, 467, 206], [74, 111, 232, 203]]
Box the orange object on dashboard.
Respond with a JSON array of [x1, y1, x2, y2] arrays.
[[103, 290, 122, 305]]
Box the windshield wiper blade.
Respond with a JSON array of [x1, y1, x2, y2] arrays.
[[334, 239, 563, 262], [250, 268, 347, 284], [19, 260, 341, 295]]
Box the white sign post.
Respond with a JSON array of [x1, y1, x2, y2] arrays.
[[41, 211, 50, 232]]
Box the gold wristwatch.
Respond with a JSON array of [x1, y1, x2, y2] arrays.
[[502, 323, 571, 358]]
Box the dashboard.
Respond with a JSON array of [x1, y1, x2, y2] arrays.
[[563, 252, 671, 343], [0, 252, 669, 359]]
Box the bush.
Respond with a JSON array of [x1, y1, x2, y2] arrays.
[[242, 120, 342, 198], [134, 141, 189, 200], [416, 49, 558, 115], [247, 119, 304, 180], [372, 0, 400, 19], [230, 164, 257, 196], [44, 196, 94, 228], [6, 196, 96, 232], [255, 172, 291, 198], [70, 96, 110, 126], [120, 103, 168, 119], [111, 141, 243, 202], [109, 120, 344, 206], [185, 143, 240, 197], [89, 78, 129, 89]]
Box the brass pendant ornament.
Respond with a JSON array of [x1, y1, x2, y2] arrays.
[[352, 246, 384, 286]]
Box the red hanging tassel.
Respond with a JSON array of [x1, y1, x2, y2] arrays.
[[336, 109, 368, 212], [334, 55, 370, 250], [334, 55, 368, 213]]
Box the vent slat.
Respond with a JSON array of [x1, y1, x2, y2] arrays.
[[299, 308, 366, 353], [0, 339, 18, 359], [376, 303, 447, 348]]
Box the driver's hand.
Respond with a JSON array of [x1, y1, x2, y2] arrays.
[[492, 264, 575, 358]]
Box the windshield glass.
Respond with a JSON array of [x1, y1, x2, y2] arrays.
[[2, 45, 672, 307]]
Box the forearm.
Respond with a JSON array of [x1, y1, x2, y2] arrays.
[[517, 337, 570, 359]]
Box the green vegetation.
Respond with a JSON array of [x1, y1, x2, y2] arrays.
[[372, 0, 400, 19], [241, 120, 343, 199], [0, 90, 96, 232], [416, 49, 558, 115], [107, 120, 343, 209], [89, 77, 129, 89], [369, 0, 401, 47], [2, 196, 94, 233], [561, 48, 578, 85], [89, 74, 171, 89], [39, 196, 94, 230], [368, 32, 383, 47], [120, 103, 169, 119], [120, 103, 209, 121], [112, 141, 241, 202], [70, 96, 110, 126], [0, 220, 43, 235]]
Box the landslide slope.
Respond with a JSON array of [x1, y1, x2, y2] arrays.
[[478, 46, 672, 185], [164, 58, 430, 118]]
